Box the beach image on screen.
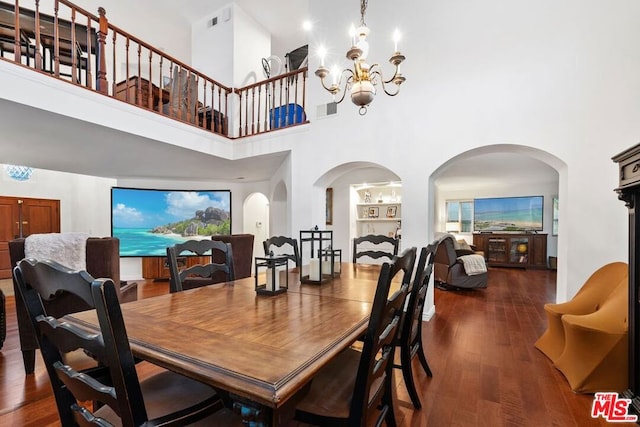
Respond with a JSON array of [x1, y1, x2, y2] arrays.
[[473, 196, 543, 232], [111, 188, 231, 256]]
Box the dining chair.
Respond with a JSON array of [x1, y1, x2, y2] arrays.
[[14, 258, 242, 427], [263, 235, 301, 267], [352, 234, 399, 264], [294, 246, 417, 427], [394, 243, 436, 409], [167, 239, 235, 293]]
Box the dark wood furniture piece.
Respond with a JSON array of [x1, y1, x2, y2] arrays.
[[167, 239, 234, 293], [14, 258, 239, 426], [473, 232, 548, 269], [8, 236, 134, 374], [293, 247, 415, 426], [141, 255, 209, 280], [142, 234, 254, 281], [613, 143, 640, 413], [67, 262, 406, 426], [393, 244, 436, 409], [114, 76, 170, 110], [263, 235, 301, 267], [352, 234, 399, 264]]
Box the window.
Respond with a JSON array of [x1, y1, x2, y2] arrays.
[[445, 200, 473, 233]]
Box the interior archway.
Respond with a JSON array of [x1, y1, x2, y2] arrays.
[[243, 192, 270, 265]]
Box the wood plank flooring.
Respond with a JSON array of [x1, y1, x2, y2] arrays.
[[0, 268, 633, 426]]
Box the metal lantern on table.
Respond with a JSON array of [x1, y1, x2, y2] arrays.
[[300, 228, 334, 284], [254, 252, 288, 295], [319, 247, 342, 277]]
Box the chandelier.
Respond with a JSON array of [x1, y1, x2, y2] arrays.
[[315, 0, 406, 115]]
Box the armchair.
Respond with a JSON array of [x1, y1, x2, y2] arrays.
[[9, 235, 133, 374], [433, 234, 488, 290]]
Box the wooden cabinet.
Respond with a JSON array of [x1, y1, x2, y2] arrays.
[[354, 183, 401, 239], [473, 233, 547, 269], [613, 143, 640, 413], [142, 256, 210, 280]]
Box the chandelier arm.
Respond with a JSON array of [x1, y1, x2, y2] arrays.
[[334, 75, 354, 104]]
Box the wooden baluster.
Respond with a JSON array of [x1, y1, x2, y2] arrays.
[[278, 78, 283, 128], [70, 9, 78, 84], [202, 80, 208, 129], [256, 85, 262, 133], [85, 15, 92, 89], [148, 49, 153, 110], [244, 89, 249, 136], [110, 30, 116, 96], [238, 90, 243, 137], [250, 87, 255, 135], [13, 0, 20, 63], [264, 81, 269, 131], [96, 7, 108, 94], [301, 69, 307, 122], [124, 37, 130, 102], [168, 63, 174, 118], [53, 0, 59, 77], [216, 85, 221, 134], [136, 44, 142, 107], [34, 0, 42, 70], [158, 55, 164, 114]]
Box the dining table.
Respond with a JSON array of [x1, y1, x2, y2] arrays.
[[66, 262, 397, 426]]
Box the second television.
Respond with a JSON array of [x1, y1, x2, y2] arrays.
[[111, 187, 231, 257], [473, 195, 543, 232]]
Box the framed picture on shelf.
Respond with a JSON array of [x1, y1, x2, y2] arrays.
[[386, 206, 397, 218], [368, 207, 379, 218]]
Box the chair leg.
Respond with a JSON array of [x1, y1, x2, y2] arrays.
[[22, 349, 36, 374], [384, 369, 398, 427], [417, 341, 433, 378], [400, 347, 422, 409]]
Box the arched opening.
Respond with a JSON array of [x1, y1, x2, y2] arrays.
[[430, 144, 566, 298], [243, 192, 270, 266]]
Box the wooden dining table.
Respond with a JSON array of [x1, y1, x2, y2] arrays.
[[66, 263, 394, 426]]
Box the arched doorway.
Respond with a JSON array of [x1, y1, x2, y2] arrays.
[[243, 192, 269, 265]]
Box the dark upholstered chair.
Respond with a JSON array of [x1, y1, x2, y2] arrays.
[[212, 234, 254, 279], [294, 247, 416, 427], [352, 234, 399, 264], [8, 236, 132, 374], [14, 258, 241, 426], [167, 239, 234, 293], [394, 244, 436, 409], [263, 236, 300, 267], [433, 234, 487, 290]]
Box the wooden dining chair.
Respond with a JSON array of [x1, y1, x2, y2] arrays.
[[393, 243, 436, 409], [352, 234, 399, 264], [167, 239, 235, 293], [14, 258, 242, 427], [263, 235, 301, 267], [294, 247, 417, 427]]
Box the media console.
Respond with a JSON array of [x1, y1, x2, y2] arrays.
[[473, 233, 548, 269]]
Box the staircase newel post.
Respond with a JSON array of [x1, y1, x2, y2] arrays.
[[96, 7, 108, 94]]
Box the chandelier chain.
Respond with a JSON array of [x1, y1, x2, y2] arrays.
[[360, 0, 368, 26]]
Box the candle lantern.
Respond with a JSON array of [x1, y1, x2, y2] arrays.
[[254, 252, 289, 295], [318, 247, 342, 277], [300, 228, 333, 284]]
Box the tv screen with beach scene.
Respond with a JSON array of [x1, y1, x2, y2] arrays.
[[111, 187, 231, 257], [473, 196, 543, 232]]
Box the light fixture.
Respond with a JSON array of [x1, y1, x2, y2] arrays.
[[315, 0, 406, 115]]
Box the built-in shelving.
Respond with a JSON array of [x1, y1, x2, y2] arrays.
[[353, 182, 402, 239]]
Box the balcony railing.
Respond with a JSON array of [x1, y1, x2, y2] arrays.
[[0, 0, 308, 138]]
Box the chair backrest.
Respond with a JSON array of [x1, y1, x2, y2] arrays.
[[263, 236, 301, 267], [13, 258, 149, 426], [398, 244, 437, 351], [167, 239, 235, 293], [352, 234, 399, 264], [350, 246, 416, 425]]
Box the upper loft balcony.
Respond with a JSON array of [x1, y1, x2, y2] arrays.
[[0, 0, 309, 141]]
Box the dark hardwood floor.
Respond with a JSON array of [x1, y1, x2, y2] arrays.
[[0, 268, 632, 426]]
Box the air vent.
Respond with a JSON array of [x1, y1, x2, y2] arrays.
[[210, 17, 218, 27], [316, 102, 338, 119]]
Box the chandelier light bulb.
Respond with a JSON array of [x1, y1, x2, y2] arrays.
[[349, 24, 357, 47], [331, 65, 340, 86], [393, 29, 401, 53], [318, 46, 327, 67]]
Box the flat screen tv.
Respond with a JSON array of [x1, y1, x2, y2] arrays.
[[473, 196, 543, 232], [111, 187, 231, 257]]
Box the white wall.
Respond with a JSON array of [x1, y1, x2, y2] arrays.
[[0, 165, 116, 236], [191, 5, 235, 85]]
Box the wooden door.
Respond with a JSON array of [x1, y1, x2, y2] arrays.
[[0, 196, 60, 278]]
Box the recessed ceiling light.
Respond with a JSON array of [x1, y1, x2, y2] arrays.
[[302, 20, 312, 31]]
